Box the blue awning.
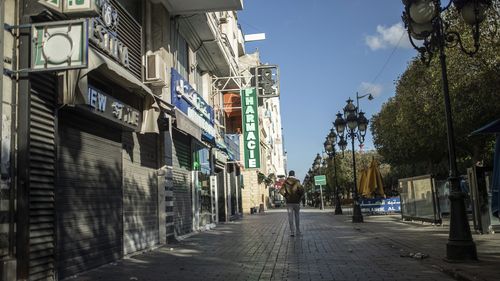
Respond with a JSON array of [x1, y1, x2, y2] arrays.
[[201, 131, 216, 144]]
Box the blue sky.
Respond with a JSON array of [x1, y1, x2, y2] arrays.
[[238, 0, 418, 180]]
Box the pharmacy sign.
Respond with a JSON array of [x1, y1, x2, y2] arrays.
[[242, 88, 260, 169]]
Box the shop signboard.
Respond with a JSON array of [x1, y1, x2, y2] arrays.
[[89, 0, 130, 69], [31, 19, 88, 71], [171, 68, 216, 138], [241, 88, 260, 169], [39, 0, 101, 16], [81, 85, 142, 130], [252, 65, 279, 98]]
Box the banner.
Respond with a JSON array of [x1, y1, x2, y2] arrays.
[[360, 197, 401, 214], [241, 88, 260, 168]]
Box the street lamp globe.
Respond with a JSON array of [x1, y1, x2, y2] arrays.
[[334, 112, 346, 136], [346, 112, 358, 130], [327, 128, 337, 144], [408, 0, 438, 24], [338, 136, 348, 152], [357, 111, 369, 137], [324, 139, 333, 153], [410, 21, 434, 40], [454, 0, 491, 25], [343, 98, 356, 116]]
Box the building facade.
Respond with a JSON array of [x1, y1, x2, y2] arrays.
[[0, 0, 287, 279]]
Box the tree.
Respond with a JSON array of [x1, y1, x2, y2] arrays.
[[371, 6, 500, 180]]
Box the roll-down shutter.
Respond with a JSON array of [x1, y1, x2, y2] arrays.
[[28, 74, 57, 281], [172, 130, 192, 236], [56, 113, 123, 279], [122, 132, 159, 254]]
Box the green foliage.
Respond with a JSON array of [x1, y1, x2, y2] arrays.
[[371, 6, 500, 182]]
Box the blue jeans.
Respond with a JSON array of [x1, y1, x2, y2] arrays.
[[287, 203, 301, 234]]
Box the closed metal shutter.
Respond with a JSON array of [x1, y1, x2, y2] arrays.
[[28, 73, 57, 281], [122, 132, 159, 255], [172, 130, 192, 236], [217, 171, 226, 222], [56, 113, 123, 279]]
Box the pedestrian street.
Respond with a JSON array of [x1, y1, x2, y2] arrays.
[[73, 209, 455, 281]]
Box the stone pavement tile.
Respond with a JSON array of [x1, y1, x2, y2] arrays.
[[357, 214, 500, 281], [71, 209, 459, 281]]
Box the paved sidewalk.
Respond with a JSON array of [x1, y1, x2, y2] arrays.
[[69, 208, 499, 281]]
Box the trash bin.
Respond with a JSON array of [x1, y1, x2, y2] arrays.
[[259, 204, 264, 213]]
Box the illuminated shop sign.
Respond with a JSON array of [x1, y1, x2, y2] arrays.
[[31, 19, 88, 71], [241, 88, 260, 169], [83, 85, 142, 130], [252, 65, 280, 98], [171, 68, 215, 138], [38, 0, 101, 16]]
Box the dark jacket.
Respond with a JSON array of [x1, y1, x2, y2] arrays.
[[279, 177, 304, 204]]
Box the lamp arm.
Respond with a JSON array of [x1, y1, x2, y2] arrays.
[[445, 30, 480, 56], [407, 30, 429, 55]]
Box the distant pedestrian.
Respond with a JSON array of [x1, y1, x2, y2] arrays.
[[280, 170, 305, 237]]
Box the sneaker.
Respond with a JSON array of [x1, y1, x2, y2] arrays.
[[290, 233, 295, 237]]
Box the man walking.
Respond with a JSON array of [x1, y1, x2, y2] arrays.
[[280, 170, 304, 236]]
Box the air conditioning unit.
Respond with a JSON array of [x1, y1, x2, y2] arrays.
[[219, 11, 228, 24], [145, 53, 167, 86]]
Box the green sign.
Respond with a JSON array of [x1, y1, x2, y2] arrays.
[[314, 175, 327, 186], [242, 88, 260, 169], [31, 19, 88, 72], [38, 0, 101, 16]]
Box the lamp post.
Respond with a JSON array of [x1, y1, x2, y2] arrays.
[[401, 0, 492, 261], [313, 153, 324, 210], [324, 129, 343, 215], [356, 92, 374, 112], [335, 98, 369, 223]]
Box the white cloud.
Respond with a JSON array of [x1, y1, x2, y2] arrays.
[[359, 82, 383, 98], [365, 22, 411, 50]]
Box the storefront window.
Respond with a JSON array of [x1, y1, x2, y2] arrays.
[[194, 146, 212, 226]]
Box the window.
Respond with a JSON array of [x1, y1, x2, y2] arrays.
[[176, 35, 189, 79]]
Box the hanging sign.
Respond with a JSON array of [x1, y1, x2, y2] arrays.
[[252, 65, 280, 98], [38, 0, 101, 16], [31, 19, 88, 71], [241, 88, 261, 169]]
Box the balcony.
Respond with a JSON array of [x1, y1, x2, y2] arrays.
[[178, 13, 240, 77], [152, 0, 243, 15]]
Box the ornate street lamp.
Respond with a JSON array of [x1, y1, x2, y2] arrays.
[[335, 98, 369, 223], [313, 153, 324, 210], [401, 0, 492, 262], [324, 129, 343, 215]]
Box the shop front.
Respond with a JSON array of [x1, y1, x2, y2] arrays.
[[171, 68, 217, 234], [16, 1, 169, 280]]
